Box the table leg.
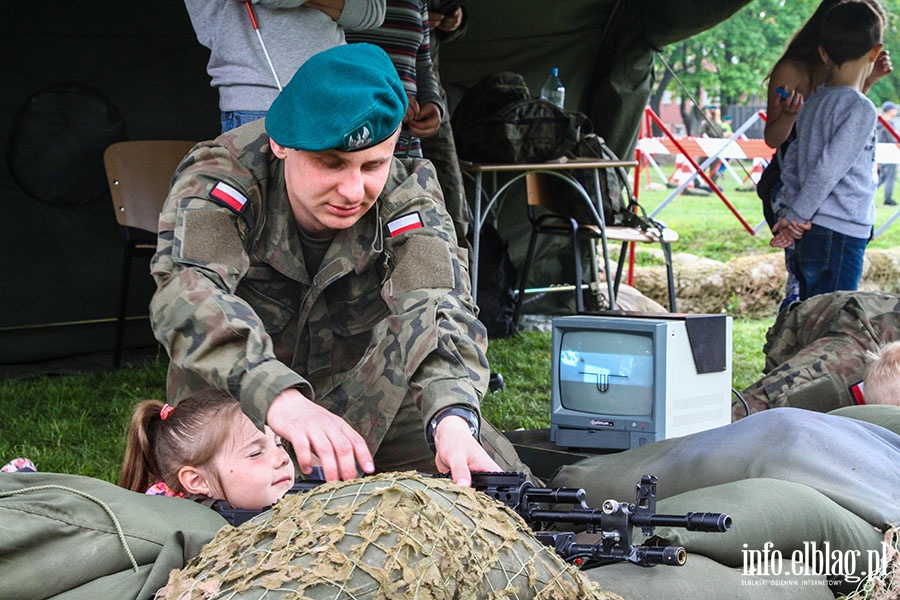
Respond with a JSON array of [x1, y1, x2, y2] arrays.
[[472, 172, 483, 303], [591, 169, 617, 309]]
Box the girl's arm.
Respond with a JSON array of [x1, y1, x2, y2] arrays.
[[764, 60, 808, 148]]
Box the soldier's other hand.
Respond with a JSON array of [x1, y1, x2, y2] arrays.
[[267, 389, 374, 482], [433, 416, 500, 487], [409, 103, 441, 138]]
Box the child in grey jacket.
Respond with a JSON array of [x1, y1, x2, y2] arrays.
[[772, 1, 887, 300]]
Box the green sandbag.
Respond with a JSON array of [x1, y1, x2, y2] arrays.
[[157, 472, 619, 600], [0, 472, 226, 600], [829, 404, 900, 436], [586, 553, 833, 600], [652, 478, 884, 595], [549, 408, 900, 528]]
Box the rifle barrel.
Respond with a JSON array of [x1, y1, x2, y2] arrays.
[[522, 486, 586, 506], [635, 511, 731, 532]]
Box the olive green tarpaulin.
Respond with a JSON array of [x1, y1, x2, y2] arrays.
[[0, 0, 750, 365]]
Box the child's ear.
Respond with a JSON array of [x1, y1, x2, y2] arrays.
[[870, 43, 885, 62], [818, 46, 832, 66], [178, 466, 213, 497]]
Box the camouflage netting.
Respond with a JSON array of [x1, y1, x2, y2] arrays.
[[628, 248, 900, 317], [156, 472, 620, 600], [841, 524, 900, 600]]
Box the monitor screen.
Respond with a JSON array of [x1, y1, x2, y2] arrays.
[[557, 328, 654, 416]]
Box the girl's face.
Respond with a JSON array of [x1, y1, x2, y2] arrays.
[[209, 414, 296, 510]]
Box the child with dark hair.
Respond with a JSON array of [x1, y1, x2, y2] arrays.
[[772, 1, 887, 300]]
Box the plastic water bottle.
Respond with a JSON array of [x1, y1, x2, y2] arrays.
[[540, 67, 565, 109]]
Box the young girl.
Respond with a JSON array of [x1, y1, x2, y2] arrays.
[[764, 0, 891, 311], [119, 388, 296, 510]]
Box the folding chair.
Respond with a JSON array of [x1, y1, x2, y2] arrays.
[[511, 168, 677, 330], [103, 140, 195, 367]]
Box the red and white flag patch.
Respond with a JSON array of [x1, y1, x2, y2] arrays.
[[386, 212, 424, 237], [210, 181, 248, 213], [849, 381, 866, 405]]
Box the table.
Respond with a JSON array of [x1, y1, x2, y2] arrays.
[[461, 158, 639, 311]]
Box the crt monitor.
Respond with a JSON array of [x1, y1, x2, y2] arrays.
[[550, 313, 732, 451]]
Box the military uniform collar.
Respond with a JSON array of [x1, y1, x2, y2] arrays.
[[257, 170, 384, 283]]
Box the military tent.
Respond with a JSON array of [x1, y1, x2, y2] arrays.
[[0, 1, 751, 366]]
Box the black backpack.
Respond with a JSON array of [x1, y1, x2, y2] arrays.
[[451, 72, 584, 164]]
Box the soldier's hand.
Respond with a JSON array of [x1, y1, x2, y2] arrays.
[[433, 416, 500, 487], [267, 389, 375, 482]]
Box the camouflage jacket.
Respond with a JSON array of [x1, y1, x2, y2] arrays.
[[737, 291, 900, 419], [150, 120, 488, 448]]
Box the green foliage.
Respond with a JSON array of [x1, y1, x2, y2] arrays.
[[655, 0, 900, 115]]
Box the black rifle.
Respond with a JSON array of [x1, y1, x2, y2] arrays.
[[472, 471, 731, 569], [211, 471, 731, 569]]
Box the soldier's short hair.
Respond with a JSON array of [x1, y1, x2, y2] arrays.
[[863, 341, 900, 406]]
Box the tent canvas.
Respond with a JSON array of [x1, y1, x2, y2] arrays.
[[0, 0, 750, 366]]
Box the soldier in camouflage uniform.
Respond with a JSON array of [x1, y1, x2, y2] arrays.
[[736, 290, 900, 420], [150, 43, 528, 486]]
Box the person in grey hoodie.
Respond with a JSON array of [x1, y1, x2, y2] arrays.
[[184, 0, 385, 133]]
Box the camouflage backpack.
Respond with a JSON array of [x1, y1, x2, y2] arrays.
[[737, 291, 900, 419]]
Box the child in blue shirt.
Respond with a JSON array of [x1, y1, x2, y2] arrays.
[[772, 1, 885, 300]]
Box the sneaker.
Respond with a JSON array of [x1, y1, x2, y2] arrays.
[[1, 457, 36, 473], [886, 198, 897, 206]]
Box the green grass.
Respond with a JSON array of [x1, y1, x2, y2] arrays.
[[2, 167, 898, 482], [480, 317, 769, 432], [0, 360, 169, 483], [630, 169, 900, 263]]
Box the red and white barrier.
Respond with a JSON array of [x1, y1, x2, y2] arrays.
[[669, 154, 696, 188], [745, 157, 767, 185]]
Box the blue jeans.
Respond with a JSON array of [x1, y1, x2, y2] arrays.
[[220, 110, 267, 134], [792, 224, 868, 301]]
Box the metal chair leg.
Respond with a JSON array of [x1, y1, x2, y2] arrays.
[[512, 227, 541, 330]]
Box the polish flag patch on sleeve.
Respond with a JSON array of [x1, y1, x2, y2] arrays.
[[386, 212, 424, 237], [210, 181, 248, 213]]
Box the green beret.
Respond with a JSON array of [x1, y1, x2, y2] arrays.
[[266, 43, 408, 152]]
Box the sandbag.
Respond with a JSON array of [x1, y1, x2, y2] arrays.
[[0, 472, 226, 600], [157, 472, 618, 600], [652, 479, 884, 595], [587, 553, 832, 600], [829, 404, 900, 436], [550, 408, 900, 529]]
